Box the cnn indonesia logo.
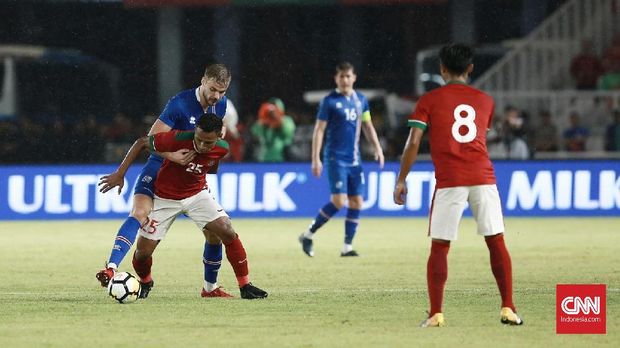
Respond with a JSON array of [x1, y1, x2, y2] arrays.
[[556, 284, 606, 334]]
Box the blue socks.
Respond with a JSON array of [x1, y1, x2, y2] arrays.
[[344, 208, 360, 244], [108, 216, 140, 268], [203, 242, 223, 285], [309, 202, 340, 233]]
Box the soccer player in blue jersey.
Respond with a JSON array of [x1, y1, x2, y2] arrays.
[[299, 62, 384, 257], [96, 64, 234, 298]]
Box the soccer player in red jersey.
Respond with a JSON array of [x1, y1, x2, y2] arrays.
[[99, 113, 267, 300], [393, 44, 522, 327]]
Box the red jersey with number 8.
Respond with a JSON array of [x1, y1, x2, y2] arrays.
[[148, 130, 229, 200], [408, 82, 496, 188]]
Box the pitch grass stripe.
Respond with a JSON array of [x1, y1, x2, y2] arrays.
[[2, 287, 619, 296]]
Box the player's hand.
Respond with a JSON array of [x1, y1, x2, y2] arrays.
[[311, 160, 323, 178], [167, 149, 196, 165], [98, 172, 125, 195], [375, 150, 385, 169], [393, 181, 407, 205]]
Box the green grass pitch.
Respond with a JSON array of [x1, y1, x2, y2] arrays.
[[0, 217, 618, 347]]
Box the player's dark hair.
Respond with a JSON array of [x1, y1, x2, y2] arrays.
[[439, 43, 473, 75], [335, 61, 355, 74], [204, 64, 231, 85], [196, 113, 223, 133]]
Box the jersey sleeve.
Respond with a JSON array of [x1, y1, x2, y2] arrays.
[[407, 95, 430, 131], [158, 97, 179, 128], [149, 131, 185, 153], [214, 96, 228, 118], [316, 98, 330, 121], [214, 139, 230, 160]]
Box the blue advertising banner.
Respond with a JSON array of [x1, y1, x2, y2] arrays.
[[0, 160, 618, 220]]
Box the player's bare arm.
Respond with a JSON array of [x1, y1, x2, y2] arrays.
[[207, 161, 219, 174], [149, 119, 196, 165], [98, 136, 150, 194], [393, 127, 424, 205], [311, 120, 327, 178], [361, 120, 385, 168]]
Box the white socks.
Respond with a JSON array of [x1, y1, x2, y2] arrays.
[[204, 281, 218, 292]]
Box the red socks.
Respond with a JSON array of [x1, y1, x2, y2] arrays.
[[223, 236, 250, 287], [485, 234, 515, 312], [132, 252, 153, 283], [427, 240, 450, 316]]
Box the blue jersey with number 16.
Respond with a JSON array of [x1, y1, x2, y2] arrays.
[[317, 89, 370, 166]]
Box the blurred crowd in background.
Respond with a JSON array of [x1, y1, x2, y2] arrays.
[[1, 87, 619, 164]]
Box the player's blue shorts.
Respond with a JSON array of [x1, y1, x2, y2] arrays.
[[133, 157, 163, 198], [325, 160, 365, 196]]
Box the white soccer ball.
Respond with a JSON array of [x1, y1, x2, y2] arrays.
[[107, 272, 141, 304]]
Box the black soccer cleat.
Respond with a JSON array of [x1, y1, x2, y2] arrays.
[[240, 283, 268, 299], [138, 280, 154, 299], [298, 234, 314, 257], [340, 250, 359, 257]]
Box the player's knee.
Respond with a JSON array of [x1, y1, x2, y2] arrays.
[[348, 197, 363, 209], [130, 208, 150, 224], [204, 229, 222, 245], [331, 197, 346, 209], [205, 217, 236, 243], [133, 248, 152, 261]]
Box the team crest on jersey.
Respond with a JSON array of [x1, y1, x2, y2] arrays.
[[141, 175, 153, 183], [190, 116, 196, 124], [336, 102, 342, 108]]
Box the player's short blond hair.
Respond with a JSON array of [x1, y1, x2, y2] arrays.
[[204, 64, 231, 85]]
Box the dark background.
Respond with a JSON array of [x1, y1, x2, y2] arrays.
[[0, 0, 565, 119]]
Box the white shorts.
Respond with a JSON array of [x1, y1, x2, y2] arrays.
[[429, 184, 504, 241], [139, 189, 228, 241]]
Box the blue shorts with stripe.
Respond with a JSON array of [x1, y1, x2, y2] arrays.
[[133, 157, 162, 198], [325, 160, 365, 196]]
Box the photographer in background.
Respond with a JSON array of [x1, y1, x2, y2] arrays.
[[250, 98, 296, 162]]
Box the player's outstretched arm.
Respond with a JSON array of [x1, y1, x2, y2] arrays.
[[393, 127, 423, 205], [148, 118, 196, 165], [361, 120, 385, 168], [98, 136, 149, 195], [311, 120, 327, 178]]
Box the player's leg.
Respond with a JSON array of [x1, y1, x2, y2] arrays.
[[421, 187, 468, 327], [299, 161, 345, 257], [421, 238, 449, 328], [341, 165, 364, 256], [132, 195, 180, 299], [200, 230, 232, 298], [342, 194, 361, 256], [96, 160, 159, 287], [132, 235, 159, 298], [203, 217, 267, 299], [109, 194, 152, 265], [200, 187, 226, 297], [187, 190, 267, 299], [469, 185, 522, 325]]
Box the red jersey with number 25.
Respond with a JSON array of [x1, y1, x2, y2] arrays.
[[408, 82, 496, 188], [148, 130, 229, 200]]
